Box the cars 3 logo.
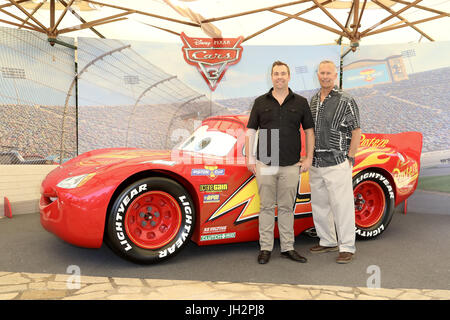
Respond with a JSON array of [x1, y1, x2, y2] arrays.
[[180, 32, 244, 91]]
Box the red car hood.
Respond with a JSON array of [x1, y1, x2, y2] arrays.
[[48, 147, 226, 181]]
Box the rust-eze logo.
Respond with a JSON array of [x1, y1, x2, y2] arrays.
[[180, 32, 244, 91]]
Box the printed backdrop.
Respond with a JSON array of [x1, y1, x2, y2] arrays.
[[342, 41, 450, 197], [76, 37, 340, 153], [0, 26, 449, 198], [0, 26, 76, 164]]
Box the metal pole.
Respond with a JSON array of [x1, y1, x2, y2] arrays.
[[59, 44, 131, 163]]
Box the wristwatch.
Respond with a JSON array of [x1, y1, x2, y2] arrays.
[[347, 155, 355, 166]]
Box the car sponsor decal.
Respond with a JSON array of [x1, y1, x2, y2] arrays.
[[203, 193, 221, 203], [202, 226, 227, 234], [191, 166, 225, 180], [200, 232, 236, 241], [199, 184, 228, 192]]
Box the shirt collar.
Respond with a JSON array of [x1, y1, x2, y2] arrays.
[[315, 85, 340, 99], [330, 85, 340, 95], [266, 87, 294, 99]]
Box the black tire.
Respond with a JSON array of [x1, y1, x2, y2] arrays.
[[353, 170, 395, 239], [105, 177, 195, 264]]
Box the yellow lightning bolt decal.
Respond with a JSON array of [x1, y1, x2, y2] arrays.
[[207, 176, 260, 223]]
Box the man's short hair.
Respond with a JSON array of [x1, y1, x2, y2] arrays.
[[318, 60, 337, 73], [271, 60, 290, 75]]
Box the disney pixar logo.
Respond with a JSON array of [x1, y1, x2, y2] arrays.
[[180, 32, 244, 91]]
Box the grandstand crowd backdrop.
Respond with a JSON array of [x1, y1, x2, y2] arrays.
[[0, 25, 449, 215]]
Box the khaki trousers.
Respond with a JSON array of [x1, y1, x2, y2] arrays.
[[255, 161, 299, 252], [309, 160, 356, 254]]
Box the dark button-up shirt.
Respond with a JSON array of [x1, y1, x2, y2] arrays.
[[247, 88, 314, 166], [309, 86, 361, 168]]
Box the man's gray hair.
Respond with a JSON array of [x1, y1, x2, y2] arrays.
[[318, 60, 337, 72]]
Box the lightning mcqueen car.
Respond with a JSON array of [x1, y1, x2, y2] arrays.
[[40, 115, 422, 264]]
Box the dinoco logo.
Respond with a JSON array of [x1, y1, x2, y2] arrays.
[[180, 32, 244, 91], [360, 68, 376, 82]]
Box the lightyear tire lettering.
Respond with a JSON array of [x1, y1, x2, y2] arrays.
[[353, 170, 395, 239], [105, 177, 195, 264]]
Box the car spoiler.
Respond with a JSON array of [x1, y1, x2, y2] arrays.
[[359, 131, 423, 165]]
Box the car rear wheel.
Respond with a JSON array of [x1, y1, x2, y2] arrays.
[[353, 171, 395, 239], [105, 177, 195, 264]]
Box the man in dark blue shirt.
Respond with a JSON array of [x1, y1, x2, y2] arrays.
[[245, 61, 315, 264]]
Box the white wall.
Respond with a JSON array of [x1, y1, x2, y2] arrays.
[[0, 165, 57, 216]]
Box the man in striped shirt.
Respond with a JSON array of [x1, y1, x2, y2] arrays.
[[308, 60, 361, 264]]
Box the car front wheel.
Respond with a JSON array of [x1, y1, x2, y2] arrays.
[[105, 177, 195, 264]]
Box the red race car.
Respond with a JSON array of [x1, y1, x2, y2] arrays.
[[40, 115, 422, 264]]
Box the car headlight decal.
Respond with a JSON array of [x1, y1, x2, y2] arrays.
[[56, 173, 96, 189]]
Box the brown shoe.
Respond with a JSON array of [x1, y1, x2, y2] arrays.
[[336, 252, 354, 264], [310, 245, 339, 254], [281, 250, 307, 263], [257, 250, 271, 264]]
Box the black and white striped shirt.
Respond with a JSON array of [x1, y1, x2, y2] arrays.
[[309, 86, 360, 168]]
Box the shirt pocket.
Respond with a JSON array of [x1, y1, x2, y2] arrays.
[[259, 107, 273, 127], [287, 107, 300, 127]]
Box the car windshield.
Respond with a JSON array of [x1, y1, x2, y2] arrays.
[[177, 125, 237, 157]]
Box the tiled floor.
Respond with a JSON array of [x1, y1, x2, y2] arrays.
[[1, 271, 449, 300]]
